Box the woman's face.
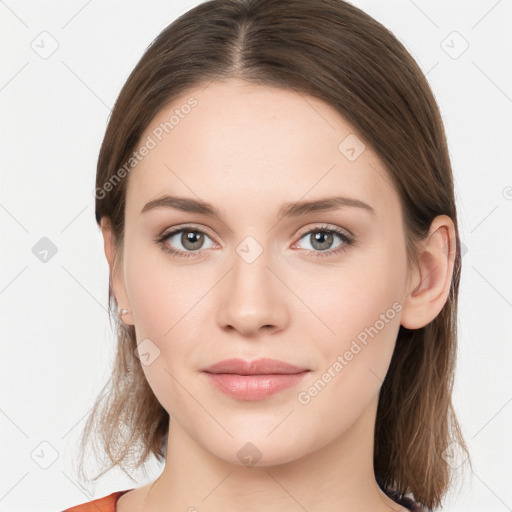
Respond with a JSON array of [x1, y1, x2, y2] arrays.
[[115, 78, 412, 465]]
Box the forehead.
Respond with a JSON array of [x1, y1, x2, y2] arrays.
[[126, 78, 400, 220]]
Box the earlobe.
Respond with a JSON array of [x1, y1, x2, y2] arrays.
[[400, 215, 456, 329]]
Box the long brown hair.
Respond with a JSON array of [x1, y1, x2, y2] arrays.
[[77, 0, 471, 508]]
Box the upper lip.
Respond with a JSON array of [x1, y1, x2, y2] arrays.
[[202, 358, 309, 375]]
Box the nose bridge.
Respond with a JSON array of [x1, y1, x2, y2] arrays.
[[232, 239, 270, 291], [217, 236, 288, 334]]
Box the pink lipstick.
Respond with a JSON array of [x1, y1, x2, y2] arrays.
[[202, 358, 310, 400]]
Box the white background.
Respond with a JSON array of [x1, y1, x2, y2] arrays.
[[1, 1, 511, 511]]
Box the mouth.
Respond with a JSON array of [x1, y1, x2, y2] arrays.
[[202, 357, 309, 375], [202, 358, 310, 400]]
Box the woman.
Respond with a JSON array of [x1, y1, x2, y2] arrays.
[[63, 0, 471, 510]]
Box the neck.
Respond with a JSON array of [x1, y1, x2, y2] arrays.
[[145, 395, 406, 512]]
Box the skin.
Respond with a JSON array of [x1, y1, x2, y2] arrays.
[[102, 78, 456, 512]]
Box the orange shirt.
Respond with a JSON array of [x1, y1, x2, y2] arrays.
[[62, 489, 134, 512], [62, 487, 424, 511]]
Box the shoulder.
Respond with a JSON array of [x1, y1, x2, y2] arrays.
[[62, 489, 133, 512]]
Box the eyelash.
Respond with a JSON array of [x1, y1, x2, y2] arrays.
[[155, 224, 354, 260]]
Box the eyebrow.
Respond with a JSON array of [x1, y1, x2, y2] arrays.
[[140, 194, 375, 219]]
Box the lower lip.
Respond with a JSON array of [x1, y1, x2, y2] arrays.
[[203, 371, 309, 400]]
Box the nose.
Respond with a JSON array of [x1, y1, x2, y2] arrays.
[[217, 248, 289, 337]]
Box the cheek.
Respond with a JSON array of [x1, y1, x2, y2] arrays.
[[291, 275, 403, 443], [306, 281, 402, 392], [123, 247, 207, 414], [124, 240, 205, 337], [297, 238, 406, 399], [124, 244, 218, 369]]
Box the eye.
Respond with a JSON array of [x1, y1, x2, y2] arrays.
[[156, 226, 216, 258], [156, 224, 354, 260], [293, 225, 353, 257]]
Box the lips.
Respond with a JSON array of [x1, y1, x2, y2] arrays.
[[201, 358, 310, 400], [202, 357, 309, 375]]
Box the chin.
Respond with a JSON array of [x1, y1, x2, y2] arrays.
[[209, 431, 311, 468]]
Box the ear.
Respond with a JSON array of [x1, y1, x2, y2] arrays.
[[400, 215, 456, 329], [100, 217, 134, 326]]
